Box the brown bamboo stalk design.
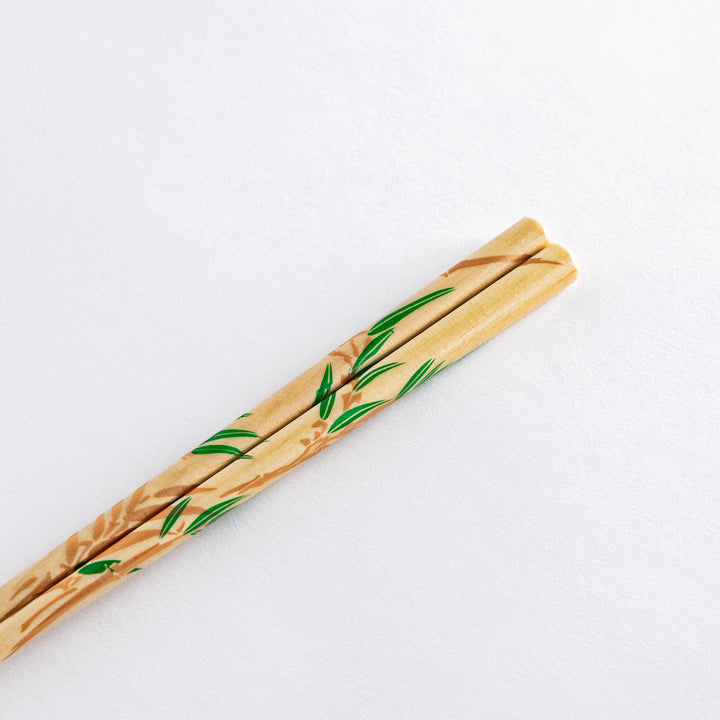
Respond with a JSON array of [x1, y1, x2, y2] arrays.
[[0, 218, 550, 620], [0, 243, 576, 662]]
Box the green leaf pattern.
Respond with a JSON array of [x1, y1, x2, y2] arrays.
[[353, 361, 404, 391], [315, 364, 336, 420], [414, 360, 446, 388], [396, 358, 443, 399], [184, 496, 247, 535], [78, 559, 121, 575], [353, 329, 394, 372], [159, 496, 192, 538], [173, 288, 455, 552], [314, 363, 333, 404], [116, 355, 452, 576], [367, 287, 454, 336], [319, 390, 336, 420], [191, 416, 260, 456], [203, 429, 261, 442], [191, 444, 252, 458], [327, 400, 389, 434]]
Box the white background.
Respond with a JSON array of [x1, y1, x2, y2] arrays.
[[1, 2, 718, 717]]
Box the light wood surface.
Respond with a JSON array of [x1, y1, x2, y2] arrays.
[[0, 218, 548, 621], [0, 243, 576, 662]]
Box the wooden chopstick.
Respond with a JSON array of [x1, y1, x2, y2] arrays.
[[0, 243, 576, 661], [0, 218, 548, 621]]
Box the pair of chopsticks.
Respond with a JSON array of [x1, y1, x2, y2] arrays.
[[0, 218, 576, 661]]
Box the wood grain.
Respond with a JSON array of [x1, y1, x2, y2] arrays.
[[0, 218, 548, 621], [0, 243, 576, 662]]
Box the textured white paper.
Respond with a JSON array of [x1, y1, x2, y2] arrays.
[[1, 1, 718, 717]]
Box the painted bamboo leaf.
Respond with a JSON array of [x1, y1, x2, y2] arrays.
[[159, 496, 192, 538], [319, 390, 336, 420], [315, 363, 336, 420], [327, 400, 389, 434], [78, 559, 121, 575], [191, 444, 250, 457], [184, 496, 247, 535], [396, 359, 437, 399], [314, 363, 334, 404], [353, 328, 394, 372], [203, 428, 261, 443], [367, 287, 455, 336], [415, 360, 446, 389], [127, 567, 142, 574], [236, 412, 252, 419], [353, 361, 404, 391]]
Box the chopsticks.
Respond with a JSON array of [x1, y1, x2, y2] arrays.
[[0, 238, 576, 661], [0, 218, 548, 621]]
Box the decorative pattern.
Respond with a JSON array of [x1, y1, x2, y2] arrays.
[[159, 497, 192, 539], [352, 328, 395, 371], [16, 355, 441, 654], [327, 400, 390, 434], [191, 428, 260, 456], [183, 497, 247, 536], [0, 240, 577, 661], [367, 287, 454, 335], [315, 364, 336, 420], [442, 254, 560, 277], [0, 222, 552, 634], [352, 288, 455, 372], [352, 361, 404, 391], [191, 445, 252, 457], [77, 560, 120, 575], [396, 358, 445, 398]]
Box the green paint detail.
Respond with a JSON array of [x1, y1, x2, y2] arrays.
[[191, 444, 246, 457], [415, 360, 445, 389], [353, 361, 404, 391], [396, 359, 439, 399], [327, 400, 389, 434], [159, 496, 192, 538], [128, 567, 142, 574], [314, 363, 334, 404], [203, 428, 261, 443], [237, 413, 252, 419], [184, 496, 247, 535], [367, 287, 455, 336], [353, 329, 394, 372], [78, 559, 121, 575], [319, 390, 336, 421], [314, 364, 336, 420]]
